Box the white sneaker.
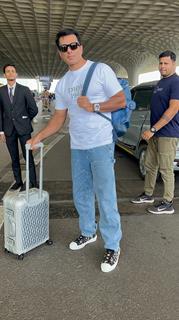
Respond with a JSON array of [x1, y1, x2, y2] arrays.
[[101, 249, 120, 273], [69, 234, 97, 250], [131, 192, 154, 204], [147, 200, 174, 214]]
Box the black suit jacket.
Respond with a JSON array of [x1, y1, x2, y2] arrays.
[[0, 83, 38, 136]]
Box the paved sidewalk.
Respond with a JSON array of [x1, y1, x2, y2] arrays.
[[0, 216, 179, 320]]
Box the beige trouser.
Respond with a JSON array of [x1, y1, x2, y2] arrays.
[[144, 137, 178, 202]]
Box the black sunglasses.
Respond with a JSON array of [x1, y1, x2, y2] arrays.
[[58, 42, 81, 53]]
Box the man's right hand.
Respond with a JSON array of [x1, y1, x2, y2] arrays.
[[27, 135, 41, 150]]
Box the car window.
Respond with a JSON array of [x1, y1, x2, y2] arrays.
[[132, 88, 154, 111]]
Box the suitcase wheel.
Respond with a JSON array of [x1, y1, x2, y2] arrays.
[[17, 254, 24, 260], [4, 248, 10, 253], [46, 239, 53, 245]]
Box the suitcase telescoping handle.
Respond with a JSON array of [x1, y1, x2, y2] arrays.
[[25, 143, 44, 202]]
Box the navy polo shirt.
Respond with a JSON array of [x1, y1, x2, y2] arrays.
[[150, 73, 179, 137]]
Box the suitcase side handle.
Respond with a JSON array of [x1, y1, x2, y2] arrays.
[[25, 143, 44, 202]]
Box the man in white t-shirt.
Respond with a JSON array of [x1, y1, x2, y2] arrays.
[[28, 28, 126, 273]]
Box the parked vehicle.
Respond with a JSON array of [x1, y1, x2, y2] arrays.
[[116, 80, 179, 179]]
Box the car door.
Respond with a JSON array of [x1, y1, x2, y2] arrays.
[[119, 87, 154, 149]]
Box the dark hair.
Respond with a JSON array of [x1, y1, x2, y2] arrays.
[[159, 50, 176, 61], [3, 64, 16, 73], [55, 28, 81, 49]]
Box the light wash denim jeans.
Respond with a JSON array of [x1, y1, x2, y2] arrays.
[[71, 143, 122, 252]]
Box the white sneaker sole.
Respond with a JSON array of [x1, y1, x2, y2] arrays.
[[69, 235, 97, 250], [148, 209, 174, 214], [131, 199, 154, 204], [101, 250, 120, 273]]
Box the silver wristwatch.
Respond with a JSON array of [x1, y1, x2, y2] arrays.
[[150, 126, 157, 133], [93, 103, 100, 112]]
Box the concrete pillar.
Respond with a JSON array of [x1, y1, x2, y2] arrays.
[[35, 76, 40, 93], [126, 65, 140, 87]]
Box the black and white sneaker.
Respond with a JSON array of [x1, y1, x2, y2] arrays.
[[147, 200, 174, 214], [131, 192, 154, 204], [101, 249, 120, 273], [69, 234, 97, 250]]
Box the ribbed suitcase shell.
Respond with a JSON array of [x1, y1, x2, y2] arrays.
[[3, 143, 50, 257], [4, 189, 49, 255]]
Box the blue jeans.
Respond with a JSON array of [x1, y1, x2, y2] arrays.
[[71, 143, 122, 251]]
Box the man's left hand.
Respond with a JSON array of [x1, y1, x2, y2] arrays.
[[142, 130, 154, 141], [0, 133, 6, 142], [77, 96, 93, 112]]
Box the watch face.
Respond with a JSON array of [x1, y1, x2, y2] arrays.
[[94, 104, 100, 112]]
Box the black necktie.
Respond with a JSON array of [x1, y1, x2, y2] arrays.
[[9, 87, 13, 103]]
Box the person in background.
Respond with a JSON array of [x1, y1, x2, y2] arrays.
[[42, 89, 51, 113], [27, 28, 126, 273], [0, 64, 38, 191], [132, 50, 179, 214]]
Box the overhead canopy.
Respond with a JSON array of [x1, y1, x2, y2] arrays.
[[0, 0, 178, 84]]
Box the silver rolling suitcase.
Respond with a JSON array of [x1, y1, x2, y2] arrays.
[[4, 143, 53, 259]]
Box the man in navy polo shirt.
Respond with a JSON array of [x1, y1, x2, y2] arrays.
[[132, 50, 179, 214]]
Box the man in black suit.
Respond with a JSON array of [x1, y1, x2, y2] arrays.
[[0, 64, 38, 191]]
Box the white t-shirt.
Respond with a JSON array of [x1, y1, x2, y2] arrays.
[[55, 60, 122, 149]]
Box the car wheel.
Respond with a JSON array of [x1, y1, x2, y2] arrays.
[[138, 144, 147, 179]]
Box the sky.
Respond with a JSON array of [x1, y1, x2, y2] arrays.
[[0, 77, 59, 92], [139, 66, 179, 84], [138, 70, 160, 84], [1, 67, 179, 92]]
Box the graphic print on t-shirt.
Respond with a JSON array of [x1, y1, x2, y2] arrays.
[[68, 84, 83, 100]]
